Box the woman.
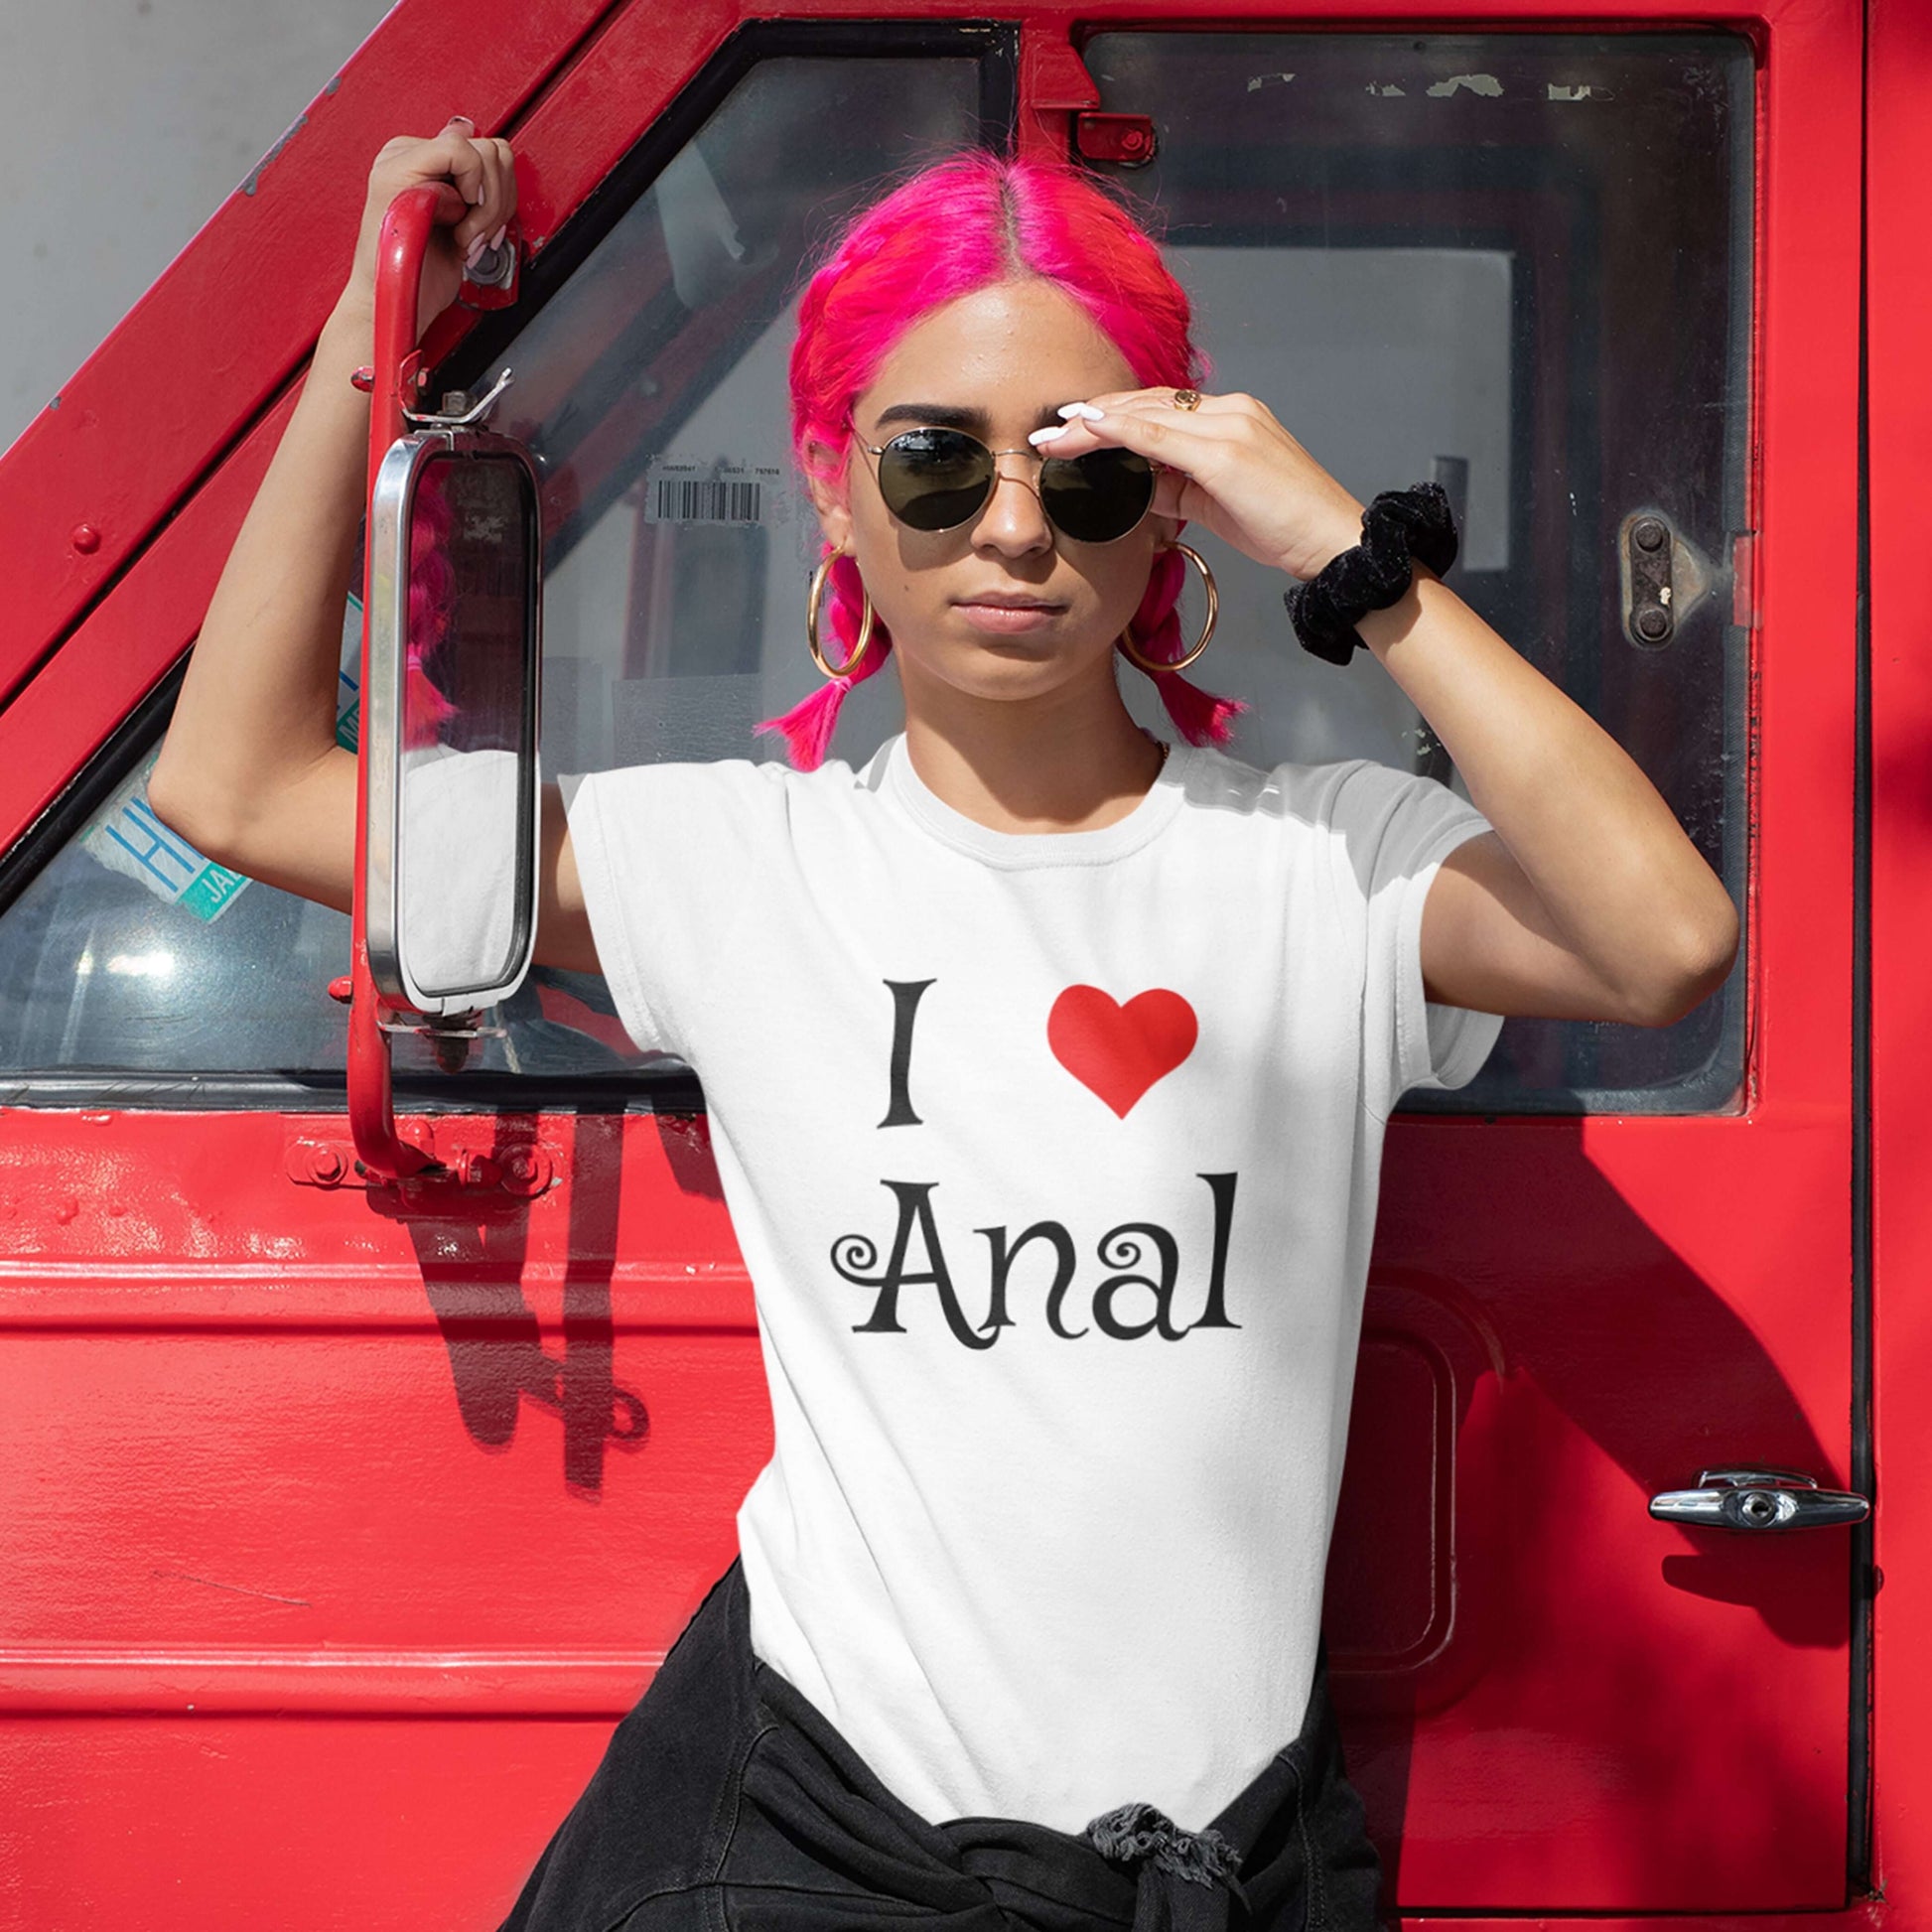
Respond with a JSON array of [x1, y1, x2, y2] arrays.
[[148, 122, 1737, 1931]]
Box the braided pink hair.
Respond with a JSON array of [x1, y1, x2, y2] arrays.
[[753, 149, 1246, 771], [404, 460, 459, 750]]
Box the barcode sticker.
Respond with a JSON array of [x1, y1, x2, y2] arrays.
[[642, 457, 789, 526]]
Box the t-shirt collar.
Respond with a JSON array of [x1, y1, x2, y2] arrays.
[[877, 730, 1193, 870]]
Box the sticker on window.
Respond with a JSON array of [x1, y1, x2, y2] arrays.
[[83, 751, 250, 923], [338, 588, 364, 751], [642, 456, 790, 527]]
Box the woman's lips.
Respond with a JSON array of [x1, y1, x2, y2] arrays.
[[955, 601, 1064, 634]]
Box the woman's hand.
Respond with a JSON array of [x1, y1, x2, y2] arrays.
[[1031, 388, 1367, 583], [341, 116, 518, 335]]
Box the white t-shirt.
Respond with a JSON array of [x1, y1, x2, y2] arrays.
[[564, 728, 1504, 1835]]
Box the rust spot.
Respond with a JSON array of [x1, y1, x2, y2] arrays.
[[242, 112, 310, 197]]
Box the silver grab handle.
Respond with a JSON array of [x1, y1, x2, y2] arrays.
[[1648, 1466, 1869, 1532]]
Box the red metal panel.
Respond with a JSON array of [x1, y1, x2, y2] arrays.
[[1864, 0, 1932, 1909], [0, 1718, 621, 1927]]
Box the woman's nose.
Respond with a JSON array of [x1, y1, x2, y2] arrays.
[[970, 454, 1052, 554]]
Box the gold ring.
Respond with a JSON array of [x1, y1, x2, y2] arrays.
[[1172, 388, 1202, 412]]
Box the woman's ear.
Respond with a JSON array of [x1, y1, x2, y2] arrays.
[[803, 442, 855, 553]]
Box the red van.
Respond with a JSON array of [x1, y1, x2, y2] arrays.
[[2, 0, 1923, 1923]]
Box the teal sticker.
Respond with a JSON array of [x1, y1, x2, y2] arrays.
[[179, 863, 250, 921], [338, 592, 363, 750], [83, 762, 252, 924]]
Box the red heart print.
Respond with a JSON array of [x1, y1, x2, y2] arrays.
[[1046, 986, 1198, 1119]]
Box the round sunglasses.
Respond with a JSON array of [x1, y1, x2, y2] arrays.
[[851, 422, 1157, 545]]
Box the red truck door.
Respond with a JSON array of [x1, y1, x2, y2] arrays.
[[1071, 14, 1860, 1912], [0, 0, 1877, 1925]]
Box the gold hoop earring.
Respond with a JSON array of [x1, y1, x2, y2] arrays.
[[807, 554, 876, 679], [1118, 541, 1218, 676]]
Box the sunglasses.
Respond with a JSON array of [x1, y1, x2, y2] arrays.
[[851, 422, 1157, 544]]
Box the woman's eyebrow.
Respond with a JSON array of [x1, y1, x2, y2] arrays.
[[871, 402, 1067, 435]]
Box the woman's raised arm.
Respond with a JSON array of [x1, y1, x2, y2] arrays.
[[147, 122, 600, 974]]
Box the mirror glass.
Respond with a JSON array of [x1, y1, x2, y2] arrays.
[[394, 448, 539, 1006]]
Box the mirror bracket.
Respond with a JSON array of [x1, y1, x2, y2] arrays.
[[402, 365, 515, 431]]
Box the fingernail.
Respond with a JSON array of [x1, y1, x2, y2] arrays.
[[466, 232, 486, 267], [1058, 402, 1105, 421], [489, 222, 506, 249], [1028, 424, 1071, 445], [469, 183, 485, 206]]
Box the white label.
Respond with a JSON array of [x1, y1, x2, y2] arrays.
[[642, 456, 789, 526]]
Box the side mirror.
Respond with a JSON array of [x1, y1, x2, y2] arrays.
[[366, 408, 543, 1021], [347, 182, 543, 1180]]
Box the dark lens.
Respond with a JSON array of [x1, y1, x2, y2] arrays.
[[1039, 447, 1156, 543], [876, 428, 995, 532]]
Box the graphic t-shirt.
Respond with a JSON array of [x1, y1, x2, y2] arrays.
[[563, 728, 1505, 1836]]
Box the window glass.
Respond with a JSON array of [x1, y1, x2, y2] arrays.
[[2, 35, 1749, 1112], [1079, 31, 1752, 1113], [0, 51, 989, 1088]]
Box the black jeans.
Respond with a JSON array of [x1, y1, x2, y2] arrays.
[[495, 1557, 1384, 1932]]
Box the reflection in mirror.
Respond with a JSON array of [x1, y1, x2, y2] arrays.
[[392, 450, 537, 1006]]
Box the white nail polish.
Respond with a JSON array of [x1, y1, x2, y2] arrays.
[[1028, 425, 1070, 445], [1058, 401, 1105, 421]]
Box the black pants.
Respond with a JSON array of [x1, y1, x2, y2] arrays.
[[495, 1557, 1384, 1931]]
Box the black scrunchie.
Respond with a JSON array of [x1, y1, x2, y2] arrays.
[[1283, 483, 1459, 665]]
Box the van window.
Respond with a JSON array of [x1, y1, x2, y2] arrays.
[[1075, 29, 1753, 1114], [0, 45, 993, 1092], [0, 33, 1749, 1112]]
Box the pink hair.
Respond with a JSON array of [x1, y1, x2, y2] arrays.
[[753, 148, 1247, 771], [404, 462, 460, 750]]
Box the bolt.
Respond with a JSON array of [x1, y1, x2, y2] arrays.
[[1123, 129, 1147, 152], [1632, 517, 1668, 553], [309, 1147, 345, 1185], [500, 1145, 552, 1195], [1635, 607, 1672, 643], [70, 524, 101, 554]]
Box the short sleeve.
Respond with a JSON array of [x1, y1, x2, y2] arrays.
[[398, 746, 519, 995], [561, 757, 787, 1063], [1325, 758, 1506, 1117]]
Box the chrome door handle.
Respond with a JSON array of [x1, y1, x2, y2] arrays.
[[1648, 1466, 1870, 1532]]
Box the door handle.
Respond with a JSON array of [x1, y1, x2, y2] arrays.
[[1648, 1466, 1870, 1532]]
